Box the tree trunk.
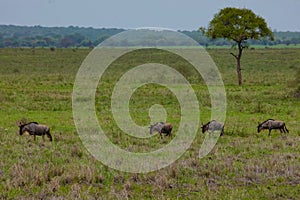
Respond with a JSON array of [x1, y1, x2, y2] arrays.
[[231, 42, 243, 85], [237, 42, 243, 85], [237, 53, 242, 85]]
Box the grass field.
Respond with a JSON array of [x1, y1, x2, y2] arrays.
[[0, 47, 299, 199]]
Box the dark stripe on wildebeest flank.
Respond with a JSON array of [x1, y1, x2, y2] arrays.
[[201, 120, 224, 136], [149, 122, 173, 139], [17, 121, 52, 142], [257, 119, 289, 136]]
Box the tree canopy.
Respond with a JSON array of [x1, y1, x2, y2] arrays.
[[206, 7, 274, 43]]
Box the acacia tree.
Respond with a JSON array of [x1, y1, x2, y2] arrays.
[[201, 7, 274, 85]]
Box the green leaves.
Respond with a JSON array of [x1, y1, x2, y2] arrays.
[[205, 7, 273, 43]]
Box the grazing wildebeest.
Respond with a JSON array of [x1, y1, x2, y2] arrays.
[[257, 119, 289, 136], [149, 122, 173, 138], [201, 120, 224, 136], [17, 121, 52, 142]]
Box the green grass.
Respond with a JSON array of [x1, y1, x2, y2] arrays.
[[0, 47, 299, 199]]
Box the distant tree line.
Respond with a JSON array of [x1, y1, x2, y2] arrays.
[[0, 25, 124, 48], [181, 30, 300, 47], [0, 25, 300, 48]]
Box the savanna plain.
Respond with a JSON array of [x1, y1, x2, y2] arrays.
[[0, 47, 299, 199]]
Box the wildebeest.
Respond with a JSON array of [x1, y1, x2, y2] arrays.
[[149, 122, 173, 138], [201, 120, 224, 136], [257, 119, 289, 136], [17, 121, 52, 142]]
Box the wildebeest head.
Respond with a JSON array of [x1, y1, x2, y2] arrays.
[[201, 122, 210, 133], [257, 122, 263, 133], [17, 121, 27, 135], [161, 123, 173, 136]]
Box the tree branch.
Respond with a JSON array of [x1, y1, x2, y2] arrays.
[[230, 52, 238, 59]]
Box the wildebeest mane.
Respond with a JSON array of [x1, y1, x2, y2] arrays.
[[18, 121, 39, 129], [202, 119, 216, 127], [259, 119, 275, 125]]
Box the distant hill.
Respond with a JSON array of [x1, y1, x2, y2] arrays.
[[0, 24, 299, 48]]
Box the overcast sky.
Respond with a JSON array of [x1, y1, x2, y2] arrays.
[[1, 0, 299, 31]]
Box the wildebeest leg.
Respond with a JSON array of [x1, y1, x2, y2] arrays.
[[284, 125, 289, 133], [42, 133, 45, 142], [281, 127, 287, 135], [220, 129, 224, 136], [279, 128, 283, 133], [34, 133, 36, 141], [167, 131, 171, 137], [268, 128, 271, 136], [283, 128, 287, 135]]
